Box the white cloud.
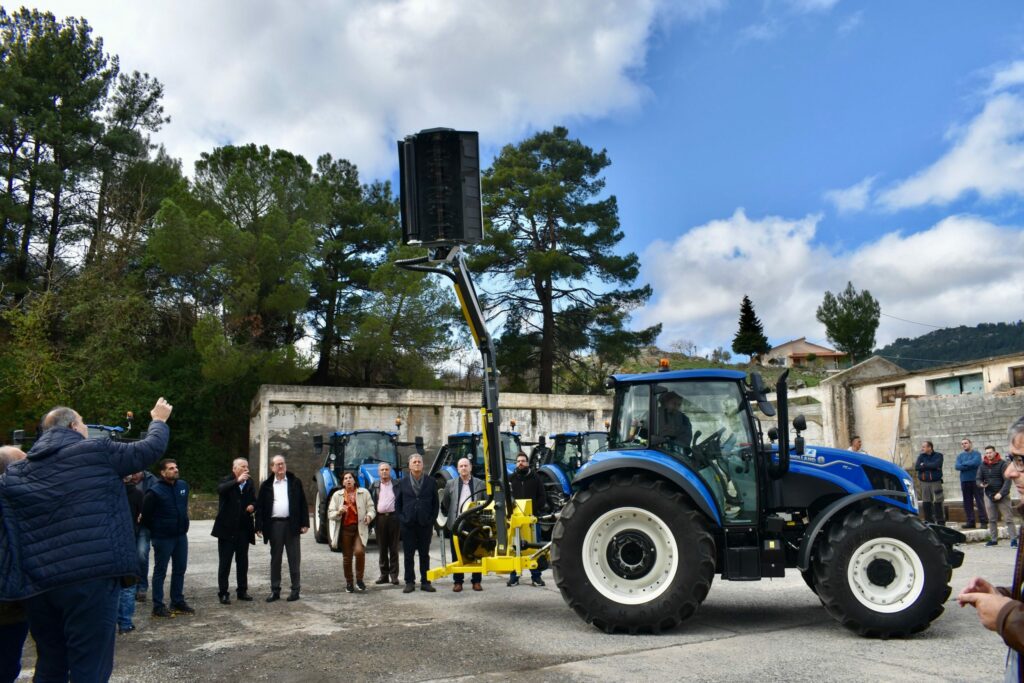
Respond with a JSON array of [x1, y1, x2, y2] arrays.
[[878, 93, 1024, 209], [637, 210, 1024, 352], [989, 60, 1024, 94], [824, 175, 876, 213], [738, 21, 781, 44], [36, 0, 722, 178], [787, 0, 840, 13]]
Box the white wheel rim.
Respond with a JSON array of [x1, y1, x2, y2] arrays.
[[846, 536, 925, 613], [582, 507, 678, 605], [314, 492, 322, 534]]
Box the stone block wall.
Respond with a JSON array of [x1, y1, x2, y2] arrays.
[[908, 392, 1024, 502], [249, 384, 612, 504]]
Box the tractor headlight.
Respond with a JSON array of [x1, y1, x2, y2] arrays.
[[902, 478, 917, 509]]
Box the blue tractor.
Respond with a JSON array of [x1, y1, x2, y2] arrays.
[[535, 431, 608, 513], [550, 368, 966, 637], [312, 429, 424, 547], [429, 430, 524, 491]]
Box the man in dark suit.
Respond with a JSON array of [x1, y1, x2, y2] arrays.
[[212, 458, 257, 604], [255, 455, 310, 602], [395, 453, 439, 593]]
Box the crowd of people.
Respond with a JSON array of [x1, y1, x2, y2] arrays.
[[0, 404, 550, 681]]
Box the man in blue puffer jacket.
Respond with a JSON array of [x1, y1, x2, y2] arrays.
[[0, 397, 172, 683], [141, 458, 194, 618]]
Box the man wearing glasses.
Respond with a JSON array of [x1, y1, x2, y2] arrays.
[[958, 416, 1024, 680]]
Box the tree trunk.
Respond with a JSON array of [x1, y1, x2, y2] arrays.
[[15, 140, 41, 288], [313, 285, 338, 385], [537, 275, 555, 394], [45, 179, 62, 276], [85, 168, 109, 265]]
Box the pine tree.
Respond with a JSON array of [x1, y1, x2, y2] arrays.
[[815, 281, 880, 363], [732, 295, 771, 361]]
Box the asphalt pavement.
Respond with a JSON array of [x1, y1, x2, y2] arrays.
[[14, 521, 1016, 682]]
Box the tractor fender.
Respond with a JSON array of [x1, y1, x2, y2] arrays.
[[538, 464, 571, 495], [796, 488, 911, 572], [573, 455, 722, 526], [317, 466, 338, 500]]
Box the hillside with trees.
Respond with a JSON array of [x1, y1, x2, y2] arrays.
[[874, 322, 1024, 370]]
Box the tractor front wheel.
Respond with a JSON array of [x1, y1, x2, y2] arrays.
[[551, 474, 715, 634], [313, 485, 329, 544], [813, 506, 951, 637]]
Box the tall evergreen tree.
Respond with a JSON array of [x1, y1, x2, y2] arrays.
[[732, 295, 770, 361], [815, 281, 880, 363], [474, 126, 659, 394]]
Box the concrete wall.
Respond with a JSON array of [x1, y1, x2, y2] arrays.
[[908, 391, 1024, 501], [248, 384, 612, 502]]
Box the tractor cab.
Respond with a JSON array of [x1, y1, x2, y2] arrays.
[[430, 430, 522, 489], [312, 429, 424, 545]]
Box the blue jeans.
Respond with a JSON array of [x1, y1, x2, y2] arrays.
[[137, 526, 152, 592], [151, 534, 188, 608], [117, 585, 137, 629], [25, 578, 119, 683], [0, 619, 29, 683]]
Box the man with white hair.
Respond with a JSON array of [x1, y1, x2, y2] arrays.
[[212, 458, 257, 604]]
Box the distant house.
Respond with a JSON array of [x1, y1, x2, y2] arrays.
[[764, 337, 847, 370]]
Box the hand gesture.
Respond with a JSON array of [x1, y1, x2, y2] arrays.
[[237, 472, 250, 484], [995, 493, 1003, 501], [151, 397, 173, 422], [245, 504, 254, 514]]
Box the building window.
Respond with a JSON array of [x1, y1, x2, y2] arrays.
[[927, 373, 984, 396], [879, 384, 906, 405], [1012, 366, 1024, 388]]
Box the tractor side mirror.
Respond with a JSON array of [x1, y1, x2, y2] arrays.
[[414, 436, 425, 455], [313, 435, 324, 457], [793, 414, 806, 456]]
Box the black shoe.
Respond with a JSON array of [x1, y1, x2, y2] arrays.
[[286, 592, 300, 602], [420, 582, 436, 593], [391, 577, 400, 586], [152, 605, 174, 618], [506, 576, 519, 587], [531, 578, 546, 587], [375, 576, 390, 585], [356, 581, 366, 592], [236, 592, 253, 602], [963, 523, 976, 529], [403, 583, 416, 593], [218, 594, 231, 605], [170, 602, 195, 616], [117, 624, 135, 634], [345, 583, 355, 593], [266, 592, 281, 603]]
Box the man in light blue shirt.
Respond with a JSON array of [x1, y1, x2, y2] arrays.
[[955, 437, 987, 529]]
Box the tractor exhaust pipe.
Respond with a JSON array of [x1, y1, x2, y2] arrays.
[[772, 370, 790, 479]]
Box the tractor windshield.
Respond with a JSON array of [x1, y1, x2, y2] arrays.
[[344, 433, 398, 470], [582, 433, 607, 462]]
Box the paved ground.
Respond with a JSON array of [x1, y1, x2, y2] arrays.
[[15, 521, 1017, 682]]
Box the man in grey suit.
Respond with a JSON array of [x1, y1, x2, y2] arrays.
[[440, 457, 486, 592]]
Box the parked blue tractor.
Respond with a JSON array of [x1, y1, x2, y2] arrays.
[[550, 367, 966, 636], [535, 431, 608, 513], [312, 429, 424, 547], [429, 430, 523, 490]]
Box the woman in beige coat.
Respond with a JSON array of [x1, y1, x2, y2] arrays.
[[328, 472, 376, 592]]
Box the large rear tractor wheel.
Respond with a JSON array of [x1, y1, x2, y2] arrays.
[[313, 485, 329, 544], [813, 506, 951, 637], [551, 474, 716, 634]]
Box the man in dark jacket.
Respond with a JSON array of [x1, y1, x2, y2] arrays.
[[212, 458, 257, 604], [507, 452, 546, 587], [958, 416, 1024, 681], [0, 398, 172, 683], [915, 440, 945, 525], [142, 458, 194, 618], [956, 438, 988, 529], [979, 446, 1018, 547], [0, 446, 28, 682], [255, 455, 309, 602], [395, 453, 439, 593], [439, 457, 486, 592]]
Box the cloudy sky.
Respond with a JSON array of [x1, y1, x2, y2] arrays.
[[36, 0, 1024, 356]]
